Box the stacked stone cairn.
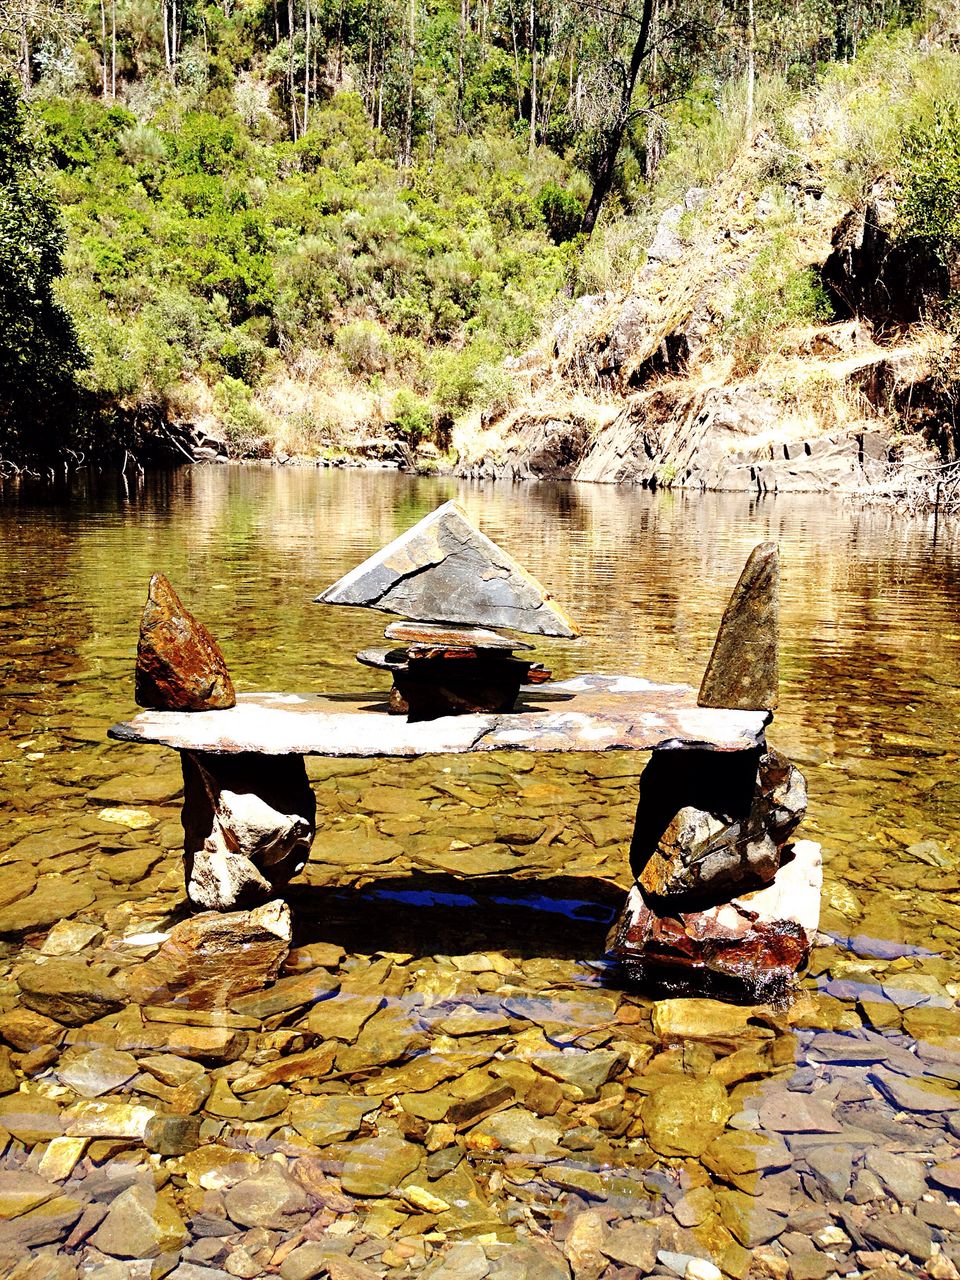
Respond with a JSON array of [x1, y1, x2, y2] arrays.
[[135, 573, 316, 913], [608, 544, 822, 1003], [316, 499, 579, 721]]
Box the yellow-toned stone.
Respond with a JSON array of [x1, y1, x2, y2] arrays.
[[641, 1077, 730, 1158], [38, 1136, 87, 1182], [64, 1100, 155, 1139], [653, 1000, 765, 1041], [402, 1184, 451, 1214], [97, 808, 156, 829], [174, 1144, 259, 1189]]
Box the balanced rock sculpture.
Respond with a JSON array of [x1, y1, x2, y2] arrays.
[[317, 500, 578, 720], [136, 573, 236, 711], [609, 543, 819, 1002], [133, 573, 315, 911]]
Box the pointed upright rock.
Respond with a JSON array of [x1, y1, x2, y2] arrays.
[[135, 573, 236, 711], [317, 500, 579, 638], [698, 543, 779, 711]]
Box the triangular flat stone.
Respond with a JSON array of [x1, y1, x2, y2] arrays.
[[135, 573, 236, 711], [317, 500, 578, 638], [698, 543, 779, 711]]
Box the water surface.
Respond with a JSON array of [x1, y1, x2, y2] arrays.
[[1, 466, 958, 1277]]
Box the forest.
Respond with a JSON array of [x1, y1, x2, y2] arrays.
[[0, 0, 958, 463]]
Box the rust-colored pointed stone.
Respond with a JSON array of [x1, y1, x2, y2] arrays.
[[135, 573, 236, 711], [698, 543, 779, 711]]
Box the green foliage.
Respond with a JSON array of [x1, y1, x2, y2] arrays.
[[0, 76, 87, 460], [538, 182, 584, 244], [390, 388, 433, 441], [899, 102, 960, 252], [726, 238, 833, 370], [34, 87, 569, 440], [334, 320, 392, 375]]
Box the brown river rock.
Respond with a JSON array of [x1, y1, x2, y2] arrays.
[[698, 542, 779, 711], [135, 573, 236, 711], [610, 839, 822, 1002], [120, 900, 292, 1009]]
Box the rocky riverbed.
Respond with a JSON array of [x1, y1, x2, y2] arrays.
[[0, 735, 959, 1280], [3, 471, 960, 1280]]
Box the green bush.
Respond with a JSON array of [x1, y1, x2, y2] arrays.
[[899, 101, 960, 252], [726, 239, 833, 370], [538, 182, 584, 244], [391, 389, 433, 441], [334, 319, 392, 376]]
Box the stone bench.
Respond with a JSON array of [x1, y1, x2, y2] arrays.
[[109, 673, 768, 907], [110, 673, 818, 1001]]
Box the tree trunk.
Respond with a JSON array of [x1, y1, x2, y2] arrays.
[[745, 0, 755, 133], [100, 0, 109, 97], [402, 0, 415, 166], [510, 2, 523, 121], [456, 0, 466, 133], [528, 0, 536, 156], [111, 0, 117, 98], [288, 0, 299, 139], [580, 0, 655, 236], [303, 0, 310, 132], [162, 0, 172, 70]]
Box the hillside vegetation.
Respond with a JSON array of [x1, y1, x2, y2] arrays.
[[1, 0, 958, 468]]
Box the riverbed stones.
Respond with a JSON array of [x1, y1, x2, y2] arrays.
[[288, 1095, 378, 1146], [0, 1173, 57, 1221], [316, 500, 578, 638], [90, 1184, 189, 1258], [0, 880, 96, 935], [701, 1130, 792, 1191], [698, 542, 779, 711], [641, 1076, 730, 1157], [58, 1049, 138, 1098], [17, 960, 124, 1027], [222, 1165, 311, 1230], [135, 573, 236, 711], [336, 1131, 423, 1196], [122, 900, 291, 1008]]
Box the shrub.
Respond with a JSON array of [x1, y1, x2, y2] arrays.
[[334, 319, 392, 376], [899, 101, 960, 253], [538, 182, 584, 244], [726, 239, 833, 370], [391, 389, 433, 441]]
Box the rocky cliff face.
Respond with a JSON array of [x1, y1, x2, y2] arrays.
[[455, 152, 954, 493]]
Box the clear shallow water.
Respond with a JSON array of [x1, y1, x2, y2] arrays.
[[1, 466, 960, 1277]]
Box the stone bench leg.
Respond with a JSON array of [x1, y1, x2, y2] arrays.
[[180, 751, 316, 911]]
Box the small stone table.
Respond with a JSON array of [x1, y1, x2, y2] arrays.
[[109, 674, 770, 912]]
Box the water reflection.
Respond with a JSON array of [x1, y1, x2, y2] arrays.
[[1, 467, 959, 1276]]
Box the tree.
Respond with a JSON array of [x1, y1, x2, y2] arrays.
[[579, 0, 653, 235], [0, 76, 86, 461]]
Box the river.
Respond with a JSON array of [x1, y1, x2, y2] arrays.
[[0, 465, 958, 1276]]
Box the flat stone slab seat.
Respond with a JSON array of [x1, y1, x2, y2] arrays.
[[108, 674, 770, 757]]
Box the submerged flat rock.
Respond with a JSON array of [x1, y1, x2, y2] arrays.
[[698, 543, 779, 711], [316, 500, 579, 638], [109, 674, 771, 757]]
